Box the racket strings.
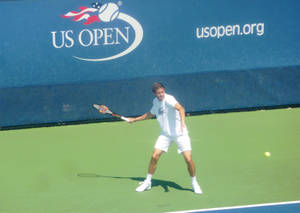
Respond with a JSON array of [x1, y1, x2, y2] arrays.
[[99, 105, 109, 114]]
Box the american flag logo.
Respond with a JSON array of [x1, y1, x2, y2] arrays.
[[62, 2, 103, 25]]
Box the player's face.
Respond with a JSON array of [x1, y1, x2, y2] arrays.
[[154, 87, 165, 101]]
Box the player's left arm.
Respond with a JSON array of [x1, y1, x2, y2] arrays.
[[174, 102, 186, 131]]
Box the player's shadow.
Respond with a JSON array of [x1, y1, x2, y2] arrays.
[[77, 173, 193, 192]]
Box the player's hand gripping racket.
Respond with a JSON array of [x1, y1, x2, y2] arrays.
[[93, 104, 130, 122]]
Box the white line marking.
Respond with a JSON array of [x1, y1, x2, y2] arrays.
[[167, 200, 300, 213]]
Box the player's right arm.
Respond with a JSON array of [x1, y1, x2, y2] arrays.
[[128, 112, 154, 123]]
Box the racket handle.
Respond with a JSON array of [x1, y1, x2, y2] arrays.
[[121, 116, 130, 122]]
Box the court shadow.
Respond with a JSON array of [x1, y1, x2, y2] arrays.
[[77, 173, 193, 192]]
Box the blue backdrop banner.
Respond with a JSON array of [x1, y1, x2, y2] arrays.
[[0, 0, 300, 127]]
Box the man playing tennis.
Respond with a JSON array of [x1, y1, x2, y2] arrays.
[[128, 82, 202, 194]]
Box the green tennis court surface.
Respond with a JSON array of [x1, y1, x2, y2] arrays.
[[0, 108, 299, 213]]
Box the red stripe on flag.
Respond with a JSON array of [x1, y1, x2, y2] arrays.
[[73, 13, 86, 21], [62, 14, 74, 18], [61, 7, 89, 18], [79, 6, 88, 11], [83, 15, 100, 25], [61, 11, 80, 18]]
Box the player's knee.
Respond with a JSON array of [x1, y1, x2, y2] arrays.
[[151, 155, 159, 162], [152, 153, 161, 161], [184, 156, 193, 164]]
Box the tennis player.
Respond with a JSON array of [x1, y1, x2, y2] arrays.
[[128, 82, 202, 194]]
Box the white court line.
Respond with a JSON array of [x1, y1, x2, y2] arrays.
[[167, 200, 300, 213]]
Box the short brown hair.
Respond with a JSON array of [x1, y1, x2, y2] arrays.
[[152, 82, 165, 93]]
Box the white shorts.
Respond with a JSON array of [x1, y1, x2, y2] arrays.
[[154, 134, 192, 154]]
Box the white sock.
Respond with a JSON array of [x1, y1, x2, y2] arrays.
[[145, 174, 152, 183], [191, 176, 197, 184]]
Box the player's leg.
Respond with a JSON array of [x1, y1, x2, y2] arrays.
[[182, 150, 196, 177], [136, 135, 171, 192], [182, 150, 202, 194], [148, 148, 164, 175], [177, 135, 203, 194], [136, 148, 164, 192]]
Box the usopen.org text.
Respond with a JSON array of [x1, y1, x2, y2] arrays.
[[196, 22, 264, 39]]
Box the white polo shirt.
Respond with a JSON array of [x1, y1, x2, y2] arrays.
[[150, 93, 188, 137]]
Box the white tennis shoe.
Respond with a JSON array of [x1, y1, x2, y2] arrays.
[[192, 182, 203, 194], [136, 181, 151, 192]]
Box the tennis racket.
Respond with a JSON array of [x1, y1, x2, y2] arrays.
[[93, 104, 130, 122]]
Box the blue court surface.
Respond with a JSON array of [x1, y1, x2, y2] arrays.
[[168, 201, 300, 213]]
